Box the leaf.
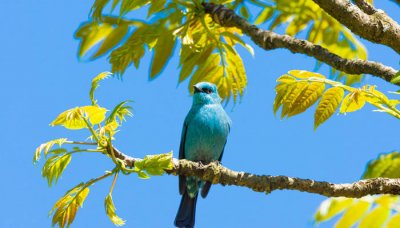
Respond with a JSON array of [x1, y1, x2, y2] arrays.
[[390, 71, 400, 85], [106, 100, 133, 125], [239, 5, 250, 19], [314, 197, 355, 222], [179, 45, 214, 82], [150, 29, 175, 79], [314, 87, 344, 129], [134, 152, 173, 177], [358, 205, 390, 228], [75, 22, 114, 58], [90, 0, 110, 20], [387, 213, 400, 228], [50, 184, 90, 228], [335, 200, 370, 227], [288, 70, 325, 79], [254, 7, 274, 25], [34, 138, 68, 164], [340, 91, 366, 113], [90, 72, 112, 105], [147, 0, 166, 17], [363, 151, 400, 179], [105, 194, 125, 226], [280, 81, 308, 118], [287, 82, 325, 117], [50, 106, 107, 129], [92, 24, 129, 59], [42, 154, 72, 186], [273, 76, 296, 115]]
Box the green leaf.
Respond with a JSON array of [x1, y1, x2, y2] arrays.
[[390, 71, 400, 85], [134, 152, 173, 178], [363, 151, 400, 179], [105, 194, 125, 226], [50, 183, 90, 228], [314, 87, 344, 130], [33, 138, 68, 164], [42, 154, 72, 186], [75, 22, 114, 58], [92, 24, 129, 59], [150, 29, 175, 78], [90, 72, 112, 106], [147, 0, 166, 17], [239, 5, 250, 19], [106, 100, 133, 125], [254, 7, 274, 25]]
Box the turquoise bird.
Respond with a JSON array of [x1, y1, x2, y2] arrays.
[[174, 82, 231, 228]]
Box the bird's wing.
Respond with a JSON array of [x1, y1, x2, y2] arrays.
[[201, 122, 230, 198], [179, 122, 188, 195]]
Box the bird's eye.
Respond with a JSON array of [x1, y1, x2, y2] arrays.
[[203, 88, 211, 94]]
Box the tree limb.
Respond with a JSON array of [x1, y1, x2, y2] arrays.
[[311, 0, 400, 54], [353, 0, 376, 15], [201, 3, 398, 85], [112, 147, 400, 198]]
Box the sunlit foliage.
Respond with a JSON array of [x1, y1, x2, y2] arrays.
[[34, 72, 173, 227], [315, 151, 400, 227], [274, 70, 400, 129]]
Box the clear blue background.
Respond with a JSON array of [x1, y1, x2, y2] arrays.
[[1, 1, 399, 227]]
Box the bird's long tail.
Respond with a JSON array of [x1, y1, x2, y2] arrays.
[[174, 191, 198, 228]]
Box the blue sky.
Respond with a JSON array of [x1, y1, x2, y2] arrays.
[[1, 1, 399, 227]]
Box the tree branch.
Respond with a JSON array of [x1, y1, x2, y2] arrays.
[[201, 3, 398, 85], [311, 0, 400, 54], [353, 0, 376, 15], [112, 147, 400, 198]]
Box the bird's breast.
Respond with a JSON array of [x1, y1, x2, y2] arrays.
[[184, 105, 230, 162]]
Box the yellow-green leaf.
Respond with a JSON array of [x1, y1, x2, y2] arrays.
[[315, 197, 355, 222], [281, 81, 308, 118], [134, 152, 173, 177], [340, 91, 366, 113], [42, 154, 72, 186], [147, 0, 166, 17], [90, 72, 112, 105], [288, 70, 325, 79], [34, 138, 68, 164], [288, 82, 325, 117], [254, 7, 274, 25], [390, 71, 400, 85], [75, 23, 114, 58], [358, 205, 390, 228], [314, 87, 344, 129], [50, 106, 107, 129], [50, 184, 90, 228], [150, 29, 175, 78], [363, 151, 400, 179], [106, 100, 133, 125], [335, 200, 370, 228], [92, 24, 129, 59], [105, 194, 125, 226]]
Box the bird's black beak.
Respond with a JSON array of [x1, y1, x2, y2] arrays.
[[193, 85, 202, 93]]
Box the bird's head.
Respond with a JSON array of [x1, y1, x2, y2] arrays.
[[192, 82, 222, 105]]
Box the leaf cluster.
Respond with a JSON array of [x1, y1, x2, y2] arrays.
[[34, 72, 174, 227], [274, 70, 400, 129], [315, 152, 400, 227]]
